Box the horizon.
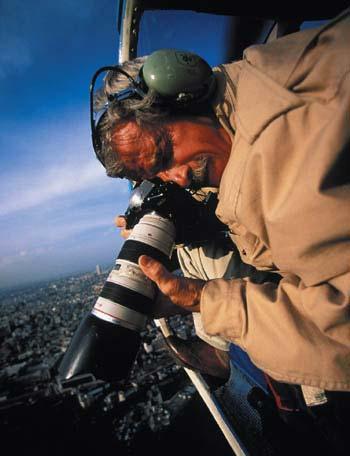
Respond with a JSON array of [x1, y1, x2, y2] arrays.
[[0, 259, 113, 295]]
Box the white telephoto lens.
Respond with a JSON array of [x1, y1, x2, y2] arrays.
[[93, 213, 176, 331]]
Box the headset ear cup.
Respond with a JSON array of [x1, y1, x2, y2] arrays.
[[141, 49, 216, 106]]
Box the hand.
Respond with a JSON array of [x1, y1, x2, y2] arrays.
[[115, 215, 131, 239], [151, 292, 191, 319], [138, 255, 205, 313]]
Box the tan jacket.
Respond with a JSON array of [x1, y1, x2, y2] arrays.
[[201, 10, 350, 390]]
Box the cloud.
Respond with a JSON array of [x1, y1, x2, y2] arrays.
[[0, 217, 113, 266], [0, 105, 128, 216], [38, 217, 115, 244], [0, 102, 129, 290], [0, 161, 109, 216]]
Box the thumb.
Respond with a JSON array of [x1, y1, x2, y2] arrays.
[[138, 255, 174, 291]]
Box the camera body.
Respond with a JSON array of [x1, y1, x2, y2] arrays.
[[124, 178, 227, 245]]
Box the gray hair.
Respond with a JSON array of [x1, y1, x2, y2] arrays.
[[95, 57, 172, 179]]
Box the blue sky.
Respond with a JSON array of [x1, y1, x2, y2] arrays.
[[0, 1, 238, 290], [0, 0, 129, 289]]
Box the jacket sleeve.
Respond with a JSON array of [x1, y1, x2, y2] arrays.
[[201, 271, 350, 390]]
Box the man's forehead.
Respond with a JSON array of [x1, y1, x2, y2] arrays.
[[111, 120, 163, 178]]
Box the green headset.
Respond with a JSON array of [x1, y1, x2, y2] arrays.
[[90, 49, 216, 166]]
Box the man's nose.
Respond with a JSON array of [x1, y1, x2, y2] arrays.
[[157, 165, 191, 187]]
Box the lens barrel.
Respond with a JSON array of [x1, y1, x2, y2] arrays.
[[93, 213, 175, 331], [58, 213, 175, 382]]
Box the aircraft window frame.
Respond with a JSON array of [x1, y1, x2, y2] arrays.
[[135, 10, 276, 65]]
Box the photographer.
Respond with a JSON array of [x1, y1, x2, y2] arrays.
[[95, 9, 349, 451]]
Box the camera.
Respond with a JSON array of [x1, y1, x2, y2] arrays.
[[58, 179, 227, 383]]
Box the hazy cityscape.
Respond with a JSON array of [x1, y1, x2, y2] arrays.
[[0, 266, 230, 455]]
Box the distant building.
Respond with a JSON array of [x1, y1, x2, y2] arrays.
[[96, 265, 101, 275]]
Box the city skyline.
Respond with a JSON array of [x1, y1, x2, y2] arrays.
[[0, 0, 129, 289]]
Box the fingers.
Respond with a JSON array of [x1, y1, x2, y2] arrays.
[[138, 255, 204, 312], [115, 215, 126, 228], [115, 216, 124, 227], [115, 215, 131, 239]]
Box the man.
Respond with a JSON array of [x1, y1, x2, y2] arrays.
[[95, 9, 349, 450]]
